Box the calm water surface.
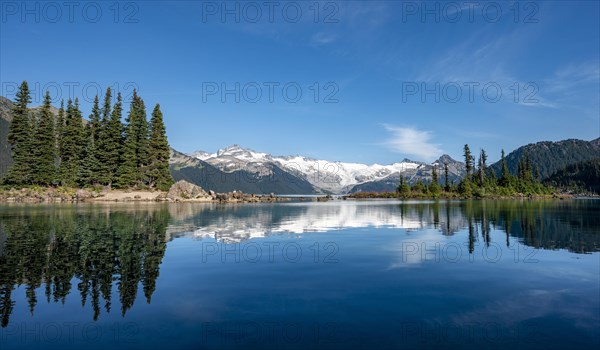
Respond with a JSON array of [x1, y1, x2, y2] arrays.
[[0, 200, 598, 349]]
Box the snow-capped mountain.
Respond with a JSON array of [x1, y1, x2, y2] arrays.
[[186, 145, 465, 194]]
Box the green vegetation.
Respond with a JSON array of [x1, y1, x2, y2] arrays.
[[488, 138, 600, 179], [544, 158, 600, 194], [1, 80, 174, 190], [352, 144, 558, 199]]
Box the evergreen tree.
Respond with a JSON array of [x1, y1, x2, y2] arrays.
[[30, 91, 57, 185], [429, 166, 441, 194], [104, 93, 124, 185], [4, 81, 33, 185], [79, 96, 102, 185], [478, 149, 487, 186], [58, 99, 84, 186], [146, 104, 173, 190], [524, 151, 533, 181], [102, 87, 112, 123], [397, 176, 410, 194], [463, 144, 474, 179], [117, 92, 142, 187], [56, 100, 65, 168], [444, 163, 450, 192], [500, 149, 509, 186]]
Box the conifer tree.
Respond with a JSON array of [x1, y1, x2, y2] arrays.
[[79, 96, 102, 185], [102, 87, 112, 123], [4, 81, 33, 185], [478, 149, 487, 186], [58, 99, 84, 186], [56, 100, 65, 167], [146, 104, 173, 190], [429, 166, 441, 194], [444, 163, 450, 192], [104, 93, 124, 185], [397, 176, 410, 194], [500, 149, 509, 186], [31, 91, 57, 185], [463, 144, 474, 179], [117, 93, 142, 187]]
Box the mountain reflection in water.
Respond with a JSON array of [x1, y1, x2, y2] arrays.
[[0, 199, 598, 328]]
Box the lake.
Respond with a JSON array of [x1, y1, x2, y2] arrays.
[[0, 199, 598, 349]]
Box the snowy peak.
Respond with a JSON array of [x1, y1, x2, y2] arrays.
[[186, 145, 440, 194]]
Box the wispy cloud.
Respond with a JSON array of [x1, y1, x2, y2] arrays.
[[311, 32, 337, 45], [382, 125, 443, 161]]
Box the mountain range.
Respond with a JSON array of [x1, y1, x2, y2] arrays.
[[1, 95, 598, 194], [180, 144, 466, 194]]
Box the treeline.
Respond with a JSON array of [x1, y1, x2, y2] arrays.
[[2, 81, 173, 190], [397, 144, 553, 197], [544, 158, 600, 194]]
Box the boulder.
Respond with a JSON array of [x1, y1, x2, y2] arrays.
[[167, 180, 210, 200]]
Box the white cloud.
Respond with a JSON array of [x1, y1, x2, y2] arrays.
[[382, 125, 443, 161], [311, 32, 337, 45]]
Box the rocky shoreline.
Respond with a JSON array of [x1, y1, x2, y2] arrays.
[[0, 180, 586, 204], [0, 180, 310, 204]]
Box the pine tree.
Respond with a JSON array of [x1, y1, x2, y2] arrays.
[[463, 144, 474, 179], [117, 92, 142, 187], [79, 96, 102, 185], [133, 94, 150, 185], [56, 100, 65, 169], [397, 176, 410, 194], [429, 166, 441, 194], [478, 149, 487, 186], [444, 163, 450, 192], [102, 87, 112, 123], [500, 149, 509, 186], [146, 104, 173, 190], [4, 81, 33, 185], [104, 93, 124, 185], [31, 91, 57, 185], [58, 99, 84, 186]]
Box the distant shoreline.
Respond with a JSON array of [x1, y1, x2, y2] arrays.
[[0, 186, 590, 204]]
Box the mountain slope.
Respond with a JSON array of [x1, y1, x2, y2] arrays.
[[544, 158, 600, 193], [189, 145, 466, 194], [489, 139, 600, 179], [170, 149, 317, 194]]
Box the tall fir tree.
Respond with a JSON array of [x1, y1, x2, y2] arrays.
[[56, 100, 65, 168], [31, 91, 57, 185], [132, 92, 150, 184], [478, 149, 487, 186], [463, 144, 474, 179], [4, 81, 33, 185], [58, 99, 84, 186], [500, 149, 509, 186], [429, 166, 441, 194], [444, 163, 450, 192], [146, 104, 174, 190], [104, 93, 124, 185], [95, 88, 113, 183], [117, 92, 142, 187], [79, 96, 102, 185]]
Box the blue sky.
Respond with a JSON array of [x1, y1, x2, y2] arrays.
[[1, 1, 598, 164]]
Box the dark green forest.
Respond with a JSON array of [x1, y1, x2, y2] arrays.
[[1, 81, 173, 190], [544, 158, 600, 194]]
